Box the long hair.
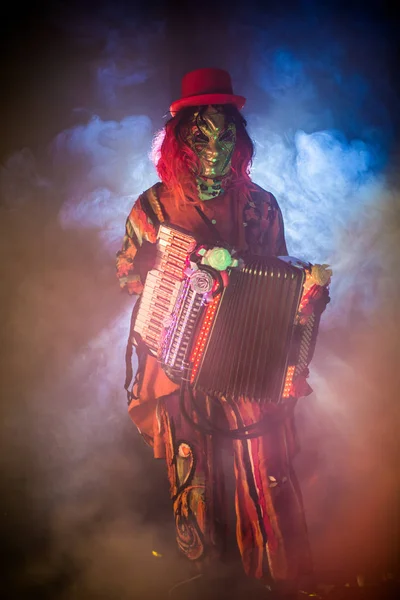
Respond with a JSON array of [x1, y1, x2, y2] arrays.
[[152, 104, 255, 208]]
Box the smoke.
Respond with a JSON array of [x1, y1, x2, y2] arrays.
[[1, 1, 399, 597], [54, 114, 157, 248], [240, 10, 400, 579]]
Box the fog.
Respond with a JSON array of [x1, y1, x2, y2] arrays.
[[1, 1, 399, 597]]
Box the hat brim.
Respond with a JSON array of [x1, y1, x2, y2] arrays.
[[170, 93, 246, 116]]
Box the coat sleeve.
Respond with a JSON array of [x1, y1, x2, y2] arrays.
[[116, 194, 158, 295]]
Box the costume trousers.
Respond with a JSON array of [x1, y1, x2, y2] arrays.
[[158, 391, 313, 584]]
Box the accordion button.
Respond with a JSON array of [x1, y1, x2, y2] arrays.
[[211, 219, 217, 224]]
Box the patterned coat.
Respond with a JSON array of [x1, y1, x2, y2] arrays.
[[116, 180, 289, 445], [116, 181, 325, 582], [116, 181, 288, 295]]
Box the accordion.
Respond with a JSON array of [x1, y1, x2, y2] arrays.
[[133, 224, 328, 404]]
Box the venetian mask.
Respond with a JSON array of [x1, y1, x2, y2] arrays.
[[186, 105, 236, 178]]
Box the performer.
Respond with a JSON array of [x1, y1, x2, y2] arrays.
[[116, 68, 329, 595]]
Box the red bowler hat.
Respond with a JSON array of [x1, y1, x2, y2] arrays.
[[170, 68, 246, 116]]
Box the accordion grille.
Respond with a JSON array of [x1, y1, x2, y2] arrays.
[[193, 257, 304, 403]]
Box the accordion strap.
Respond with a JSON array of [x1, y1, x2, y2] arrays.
[[194, 204, 222, 244]]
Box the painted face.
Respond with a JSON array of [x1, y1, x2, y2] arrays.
[[187, 106, 236, 178]]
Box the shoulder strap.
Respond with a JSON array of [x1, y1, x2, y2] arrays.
[[193, 204, 222, 243]]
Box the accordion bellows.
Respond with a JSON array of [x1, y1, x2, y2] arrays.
[[133, 225, 323, 404], [193, 257, 305, 403]]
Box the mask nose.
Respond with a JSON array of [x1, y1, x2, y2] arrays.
[[204, 139, 220, 161]]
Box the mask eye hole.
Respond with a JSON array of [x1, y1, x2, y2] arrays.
[[193, 131, 209, 143], [219, 130, 235, 143]]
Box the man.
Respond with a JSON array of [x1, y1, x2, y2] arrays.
[[116, 68, 327, 595]]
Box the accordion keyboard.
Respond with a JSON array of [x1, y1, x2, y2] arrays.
[[133, 225, 196, 355]]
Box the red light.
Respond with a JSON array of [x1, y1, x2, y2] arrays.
[[282, 365, 295, 398], [190, 296, 220, 381]]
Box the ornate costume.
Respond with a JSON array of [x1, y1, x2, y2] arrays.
[[116, 68, 330, 590]]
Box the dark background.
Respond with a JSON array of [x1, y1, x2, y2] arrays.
[[1, 0, 399, 161], [1, 1, 399, 599]]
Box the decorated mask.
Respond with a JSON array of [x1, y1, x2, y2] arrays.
[[187, 105, 236, 179]]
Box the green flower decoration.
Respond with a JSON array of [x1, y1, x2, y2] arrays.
[[205, 247, 232, 271]]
